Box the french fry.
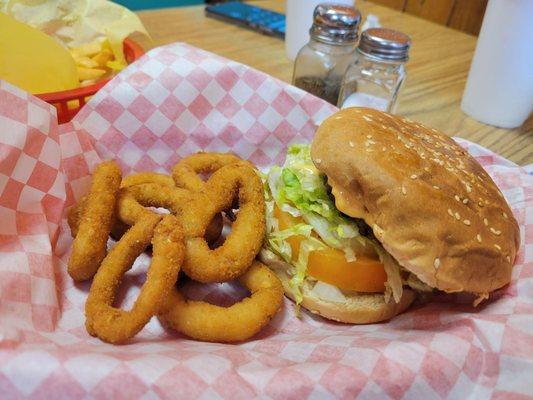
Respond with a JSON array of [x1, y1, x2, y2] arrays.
[[77, 67, 106, 81], [80, 79, 98, 87], [69, 39, 125, 84], [107, 59, 127, 71], [91, 49, 113, 67], [74, 56, 99, 69], [101, 39, 113, 52], [70, 41, 102, 58]]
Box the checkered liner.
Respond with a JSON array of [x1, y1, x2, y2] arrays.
[[1, 43, 532, 399]]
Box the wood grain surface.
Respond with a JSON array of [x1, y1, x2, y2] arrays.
[[134, 0, 532, 165], [371, 0, 488, 35], [447, 0, 488, 36]]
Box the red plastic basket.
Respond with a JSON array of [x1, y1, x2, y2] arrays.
[[36, 38, 144, 124]]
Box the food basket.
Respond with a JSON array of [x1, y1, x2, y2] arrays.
[[0, 42, 531, 399], [36, 38, 144, 124]]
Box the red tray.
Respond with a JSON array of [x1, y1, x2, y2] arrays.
[[36, 38, 144, 124]]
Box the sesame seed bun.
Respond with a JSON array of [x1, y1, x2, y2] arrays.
[[260, 250, 415, 323], [311, 107, 520, 297]]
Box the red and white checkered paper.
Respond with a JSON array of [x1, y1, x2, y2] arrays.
[[1, 43, 532, 399]]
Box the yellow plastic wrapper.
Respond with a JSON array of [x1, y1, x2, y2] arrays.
[[0, 0, 148, 69], [0, 12, 80, 94]]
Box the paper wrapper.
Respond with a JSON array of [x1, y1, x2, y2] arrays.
[[1, 0, 148, 64], [0, 43, 532, 399]]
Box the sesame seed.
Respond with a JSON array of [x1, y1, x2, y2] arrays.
[[463, 198, 469, 204], [503, 212, 508, 219], [410, 174, 417, 179], [506, 256, 511, 263], [373, 224, 384, 237], [363, 115, 372, 122], [367, 135, 373, 139], [455, 195, 461, 202], [382, 146, 387, 151], [455, 212, 461, 220], [349, 141, 355, 147], [483, 218, 488, 226], [463, 219, 471, 226], [315, 158, 321, 164], [494, 244, 501, 251], [401, 186, 407, 195], [434, 258, 441, 269], [476, 234, 482, 243], [381, 124, 387, 129], [448, 209, 454, 217], [433, 185, 440, 190], [466, 184, 472, 193], [490, 228, 501, 236]]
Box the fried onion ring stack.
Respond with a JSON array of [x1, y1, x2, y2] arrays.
[[67, 154, 283, 344]]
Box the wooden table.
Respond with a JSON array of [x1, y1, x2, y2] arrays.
[[134, 0, 532, 165]]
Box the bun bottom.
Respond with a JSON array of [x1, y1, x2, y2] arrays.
[[260, 250, 415, 324]]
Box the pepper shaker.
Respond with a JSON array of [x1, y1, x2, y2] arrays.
[[292, 4, 361, 106]]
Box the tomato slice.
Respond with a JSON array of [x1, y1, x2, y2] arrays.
[[274, 206, 386, 292]]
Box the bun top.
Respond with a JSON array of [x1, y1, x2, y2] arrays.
[[311, 107, 520, 296]]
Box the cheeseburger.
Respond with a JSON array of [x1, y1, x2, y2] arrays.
[[260, 108, 519, 324]]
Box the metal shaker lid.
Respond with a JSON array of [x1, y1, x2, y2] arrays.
[[358, 28, 411, 61], [310, 4, 362, 44]]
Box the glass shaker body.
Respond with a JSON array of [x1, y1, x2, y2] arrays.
[[339, 52, 406, 112], [293, 38, 357, 105]]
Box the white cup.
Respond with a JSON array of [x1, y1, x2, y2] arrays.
[[461, 0, 533, 128], [285, 0, 355, 60]]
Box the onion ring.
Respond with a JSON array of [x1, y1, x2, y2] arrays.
[[85, 214, 185, 344], [123, 162, 265, 283], [68, 195, 129, 240], [69, 189, 223, 246], [159, 261, 283, 342], [172, 152, 242, 191], [67, 161, 121, 281], [121, 172, 175, 188], [183, 163, 266, 282]]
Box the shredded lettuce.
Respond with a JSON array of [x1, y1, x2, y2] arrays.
[[289, 237, 327, 303], [374, 246, 403, 303], [263, 144, 409, 305], [267, 223, 313, 263], [405, 273, 433, 292], [310, 281, 347, 303], [266, 145, 362, 258]]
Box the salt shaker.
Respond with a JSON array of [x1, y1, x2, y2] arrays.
[[339, 28, 411, 112], [285, 0, 355, 60], [292, 4, 361, 106]]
